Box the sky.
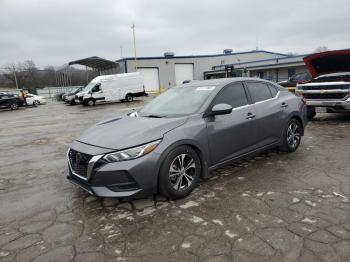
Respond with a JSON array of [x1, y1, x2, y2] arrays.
[[0, 0, 349, 68]]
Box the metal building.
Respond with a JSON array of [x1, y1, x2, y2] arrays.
[[209, 55, 307, 83], [116, 50, 306, 92]]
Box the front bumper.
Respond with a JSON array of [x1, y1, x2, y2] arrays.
[[296, 90, 350, 110], [67, 142, 161, 197], [305, 99, 350, 109], [67, 174, 141, 197]]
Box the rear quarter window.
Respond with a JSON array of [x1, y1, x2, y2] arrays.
[[268, 84, 278, 97], [245, 82, 273, 103]]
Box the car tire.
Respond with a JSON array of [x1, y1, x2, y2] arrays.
[[85, 98, 95, 106], [69, 100, 76, 105], [125, 94, 133, 102], [10, 103, 18, 110], [33, 100, 40, 106], [280, 118, 302, 153], [159, 146, 201, 200], [307, 107, 316, 120]]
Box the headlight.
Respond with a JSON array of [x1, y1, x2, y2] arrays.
[[102, 140, 161, 162]]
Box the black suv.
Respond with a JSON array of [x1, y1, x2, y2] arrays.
[[0, 94, 24, 110]]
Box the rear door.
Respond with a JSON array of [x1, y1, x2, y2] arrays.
[[245, 81, 287, 146], [206, 82, 258, 165]]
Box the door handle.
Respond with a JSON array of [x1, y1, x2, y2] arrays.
[[281, 102, 288, 108], [246, 112, 256, 119]]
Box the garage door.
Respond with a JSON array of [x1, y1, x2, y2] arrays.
[[137, 68, 159, 93], [175, 64, 194, 86]]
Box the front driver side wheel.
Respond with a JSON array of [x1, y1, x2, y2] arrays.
[[86, 99, 95, 106], [159, 146, 201, 200]]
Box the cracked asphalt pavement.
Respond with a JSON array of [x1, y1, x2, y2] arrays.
[[0, 99, 350, 262]]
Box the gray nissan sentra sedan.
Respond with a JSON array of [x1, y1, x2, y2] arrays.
[[67, 78, 307, 199]]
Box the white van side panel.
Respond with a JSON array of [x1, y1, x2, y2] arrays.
[[91, 74, 144, 103]]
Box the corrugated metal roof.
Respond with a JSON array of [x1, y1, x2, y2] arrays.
[[69, 56, 119, 70]]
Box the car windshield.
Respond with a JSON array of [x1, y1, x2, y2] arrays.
[[139, 86, 216, 117]]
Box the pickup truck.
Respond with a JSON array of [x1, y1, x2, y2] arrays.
[[296, 50, 350, 119]]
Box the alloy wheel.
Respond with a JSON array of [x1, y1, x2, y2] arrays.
[[10, 103, 18, 110], [287, 122, 300, 149], [169, 154, 196, 191]]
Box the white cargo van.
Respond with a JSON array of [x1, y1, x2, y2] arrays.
[[75, 72, 147, 106]]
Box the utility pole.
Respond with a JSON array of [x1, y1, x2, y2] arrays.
[[131, 23, 138, 71], [12, 66, 19, 89]]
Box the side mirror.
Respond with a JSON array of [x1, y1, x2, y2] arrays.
[[211, 103, 233, 116]]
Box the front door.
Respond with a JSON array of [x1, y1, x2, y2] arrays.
[[91, 83, 105, 102], [206, 82, 258, 165]]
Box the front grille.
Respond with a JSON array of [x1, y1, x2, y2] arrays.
[[303, 93, 348, 100], [69, 149, 93, 179], [300, 84, 350, 91]]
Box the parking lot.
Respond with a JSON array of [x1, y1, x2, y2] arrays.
[[0, 99, 350, 262]]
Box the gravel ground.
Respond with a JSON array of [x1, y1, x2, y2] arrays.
[[0, 99, 350, 262]]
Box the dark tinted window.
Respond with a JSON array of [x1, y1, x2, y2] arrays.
[[246, 82, 273, 103], [91, 84, 101, 92], [213, 83, 248, 108], [268, 84, 278, 97]]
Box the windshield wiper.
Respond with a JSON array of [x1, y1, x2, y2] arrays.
[[143, 114, 165, 118]]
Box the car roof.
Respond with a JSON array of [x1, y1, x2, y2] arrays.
[[179, 77, 274, 88]]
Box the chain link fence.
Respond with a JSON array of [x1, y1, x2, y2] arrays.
[[36, 86, 84, 100]]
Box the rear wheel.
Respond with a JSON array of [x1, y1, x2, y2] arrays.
[[307, 107, 316, 120], [159, 146, 201, 199], [280, 119, 302, 152], [10, 103, 18, 110], [125, 94, 133, 102], [33, 100, 40, 106]]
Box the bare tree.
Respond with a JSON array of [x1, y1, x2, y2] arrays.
[[0, 60, 98, 89], [23, 60, 38, 85], [42, 66, 56, 86], [1, 64, 20, 88], [314, 46, 329, 53]]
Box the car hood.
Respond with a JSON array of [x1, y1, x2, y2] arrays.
[[303, 50, 350, 78], [76, 91, 88, 97], [76, 115, 188, 150]]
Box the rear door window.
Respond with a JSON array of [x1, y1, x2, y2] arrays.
[[245, 82, 273, 103], [213, 82, 248, 108], [268, 84, 278, 97]]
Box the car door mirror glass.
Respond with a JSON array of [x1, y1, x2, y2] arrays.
[[211, 103, 233, 115]]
